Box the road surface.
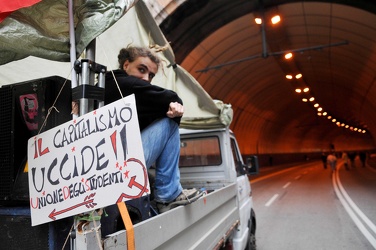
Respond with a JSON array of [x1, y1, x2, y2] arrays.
[[250, 158, 376, 250]]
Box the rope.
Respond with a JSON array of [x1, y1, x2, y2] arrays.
[[91, 210, 104, 250], [62, 224, 74, 250], [37, 70, 72, 135], [96, 36, 125, 101]]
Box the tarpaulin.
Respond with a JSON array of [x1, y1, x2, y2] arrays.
[[0, 0, 138, 65], [0, 0, 233, 128]]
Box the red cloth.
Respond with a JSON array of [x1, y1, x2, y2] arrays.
[[0, 0, 41, 22]]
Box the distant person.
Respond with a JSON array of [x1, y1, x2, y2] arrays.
[[342, 152, 350, 170], [359, 151, 367, 168], [327, 153, 337, 172], [269, 156, 273, 166], [321, 152, 327, 169], [304, 155, 309, 161], [348, 152, 356, 168]]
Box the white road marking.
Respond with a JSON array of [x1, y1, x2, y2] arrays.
[[265, 194, 279, 207], [333, 164, 376, 249], [283, 182, 291, 189]]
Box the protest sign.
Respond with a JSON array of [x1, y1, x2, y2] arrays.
[[27, 94, 149, 226]]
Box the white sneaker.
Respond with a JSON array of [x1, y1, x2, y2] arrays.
[[157, 188, 204, 213]]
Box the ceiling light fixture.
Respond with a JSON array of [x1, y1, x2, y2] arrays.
[[284, 53, 292, 59], [197, 12, 349, 74], [271, 15, 281, 24], [254, 17, 262, 24]]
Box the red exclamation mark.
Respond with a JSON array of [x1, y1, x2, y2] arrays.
[[110, 130, 117, 159]]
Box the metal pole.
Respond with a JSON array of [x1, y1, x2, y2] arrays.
[[68, 0, 78, 89], [75, 39, 103, 250], [78, 40, 96, 115], [261, 13, 268, 58], [68, 0, 79, 121], [68, 1, 102, 248]]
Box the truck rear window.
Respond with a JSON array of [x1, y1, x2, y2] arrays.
[[179, 136, 222, 167]]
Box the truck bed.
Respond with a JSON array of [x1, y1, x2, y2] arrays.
[[104, 183, 239, 250]]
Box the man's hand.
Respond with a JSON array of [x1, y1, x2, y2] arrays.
[[166, 102, 184, 118]]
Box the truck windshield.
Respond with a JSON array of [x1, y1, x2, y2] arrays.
[[179, 136, 222, 167]]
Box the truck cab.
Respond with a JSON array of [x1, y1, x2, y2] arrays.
[[179, 128, 258, 250]]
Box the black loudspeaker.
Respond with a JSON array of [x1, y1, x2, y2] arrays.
[[100, 195, 152, 237], [0, 207, 73, 250], [0, 76, 72, 205]]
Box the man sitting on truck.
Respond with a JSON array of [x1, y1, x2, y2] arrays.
[[104, 45, 203, 213]]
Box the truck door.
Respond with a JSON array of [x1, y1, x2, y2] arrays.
[[230, 137, 245, 177], [230, 136, 253, 249]]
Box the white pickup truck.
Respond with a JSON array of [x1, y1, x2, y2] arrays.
[[103, 127, 259, 250], [0, 2, 259, 248]]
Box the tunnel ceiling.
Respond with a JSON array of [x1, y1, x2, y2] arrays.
[[151, 0, 376, 154]]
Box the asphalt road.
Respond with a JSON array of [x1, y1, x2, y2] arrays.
[[249, 158, 376, 250]]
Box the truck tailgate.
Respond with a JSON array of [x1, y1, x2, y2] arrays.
[[104, 183, 239, 250]]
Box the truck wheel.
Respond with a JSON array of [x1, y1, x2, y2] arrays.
[[245, 232, 256, 250], [245, 218, 256, 250]]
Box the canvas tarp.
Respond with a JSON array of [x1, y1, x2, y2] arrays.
[[0, 0, 137, 64], [0, 0, 232, 128]]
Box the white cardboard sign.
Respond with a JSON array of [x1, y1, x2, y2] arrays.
[[27, 94, 149, 226]]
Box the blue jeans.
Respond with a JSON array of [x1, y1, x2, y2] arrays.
[[329, 161, 336, 171], [141, 118, 183, 203]]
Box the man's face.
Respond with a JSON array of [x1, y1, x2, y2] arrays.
[[122, 56, 158, 82]]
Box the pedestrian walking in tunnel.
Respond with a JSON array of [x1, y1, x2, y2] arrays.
[[348, 152, 356, 168], [342, 152, 350, 170], [327, 152, 337, 172], [321, 152, 327, 169], [359, 151, 367, 168]]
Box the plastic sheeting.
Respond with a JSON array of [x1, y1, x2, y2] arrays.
[[0, 0, 233, 128], [0, 0, 137, 64]]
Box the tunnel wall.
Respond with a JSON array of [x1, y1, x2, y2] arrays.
[[244, 150, 376, 168]]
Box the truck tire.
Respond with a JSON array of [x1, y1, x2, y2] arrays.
[[245, 212, 256, 250], [245, 231, 256, 250]]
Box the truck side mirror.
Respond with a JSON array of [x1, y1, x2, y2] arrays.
[[246, 155, 259, 175]]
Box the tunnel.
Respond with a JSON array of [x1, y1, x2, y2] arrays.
[[144, 0, 376, 164]]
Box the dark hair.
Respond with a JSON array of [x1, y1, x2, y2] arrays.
[[118, 46, 161, 70]]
